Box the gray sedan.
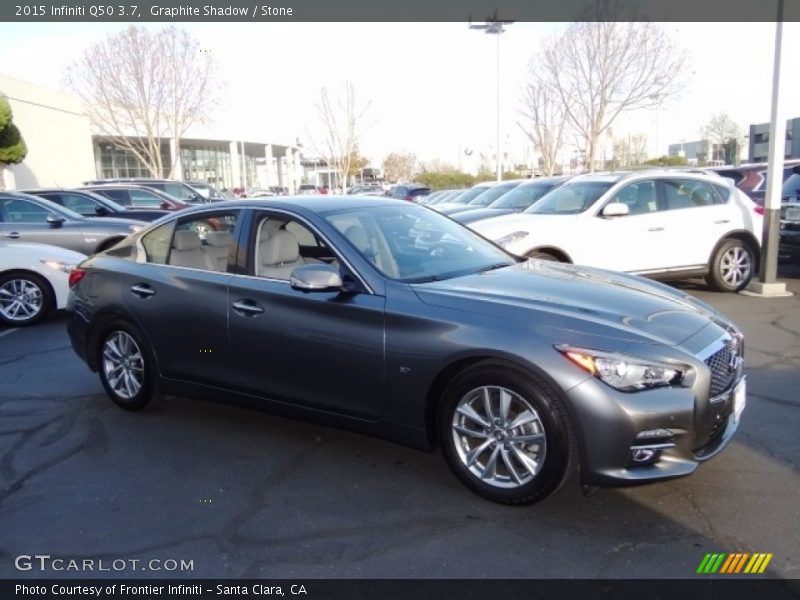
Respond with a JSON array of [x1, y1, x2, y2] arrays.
[[66, 197, 746, 504], [0, 191, 145, 255]]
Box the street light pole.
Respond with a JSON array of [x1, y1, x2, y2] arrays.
[[470, 11, 513, 182]]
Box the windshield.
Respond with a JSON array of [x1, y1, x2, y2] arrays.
[[490, 182, 558, 209], [158, 182, 198, 201], [524, 181, 613, 215], [450, 186, 490, 205], [468, 182, 521, 207], [782, 173, 800, 198], [323, 204, 518, 283]]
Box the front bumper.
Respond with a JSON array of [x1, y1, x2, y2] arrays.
[[568, 373, 743, 487]]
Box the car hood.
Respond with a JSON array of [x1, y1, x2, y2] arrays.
[[471, 212, 572, 240], [454, 208, 516, 224], [0, 240, 87, 262], [412, 260, 723, 348]]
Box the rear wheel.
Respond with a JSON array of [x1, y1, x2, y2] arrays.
[[439, 361, 575, 505], [527, 250, 561, 262], [0, 272, 54, 326], [706, 239, 754, 292], [97, 320, 157, 411]]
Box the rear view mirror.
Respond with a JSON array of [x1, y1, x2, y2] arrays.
[[46, 214, 66, 228], [602, 202, 630, 217], [95, 206, 110, 216], [290, 264, 344, 293]]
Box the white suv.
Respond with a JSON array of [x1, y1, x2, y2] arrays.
[[472, 171, 763, 292]]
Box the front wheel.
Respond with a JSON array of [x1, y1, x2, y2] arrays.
[[0, 272, 54, 326], [97, 321, 157, 411], [706, 239, 754, 292], [439, 362, 575, 505]]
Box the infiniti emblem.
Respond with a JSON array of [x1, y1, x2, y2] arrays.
[[728, 351, 742, 373]]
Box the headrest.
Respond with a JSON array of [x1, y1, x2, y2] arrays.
[[344, 225, 370, 253], [172, 230, 201, 251], [205, 231, 231, 247], [260, 229, 299, 265]]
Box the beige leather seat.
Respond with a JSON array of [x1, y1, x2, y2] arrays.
[[258, 229, 307, 279], [169, 230, 216, 270], [204, 231, 232, 271], [344, 224, 398, 277]]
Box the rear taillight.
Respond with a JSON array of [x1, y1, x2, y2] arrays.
[[68, 268, 87, 288], [755, 206, 765, 216]]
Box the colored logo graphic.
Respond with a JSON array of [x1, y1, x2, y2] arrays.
[[697, 553, 773, 574]]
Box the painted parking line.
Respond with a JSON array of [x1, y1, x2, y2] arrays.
[[0, 328, 20, 338]]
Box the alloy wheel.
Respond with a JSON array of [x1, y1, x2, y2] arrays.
[[720, 246, 751, 288], [0, 278, 44, 322], [102, 331, 145, 400], [451, 385, 547, 489]]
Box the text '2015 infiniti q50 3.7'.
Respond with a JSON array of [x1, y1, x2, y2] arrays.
[[66, 197, 747, 504]]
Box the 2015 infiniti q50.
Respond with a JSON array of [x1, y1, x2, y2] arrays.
[[66, 197, 746, 504]]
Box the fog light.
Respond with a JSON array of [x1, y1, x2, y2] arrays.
[[631, 448, 660, 463]]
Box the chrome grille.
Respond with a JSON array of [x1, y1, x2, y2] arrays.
[[705, 338, 740, 397]]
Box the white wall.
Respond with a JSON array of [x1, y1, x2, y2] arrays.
[[0, 74, 95, 189]]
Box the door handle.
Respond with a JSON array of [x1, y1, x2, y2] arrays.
[[130, 283, 156, 298], [3, 232, 20, 239], [714, 219, 730, 225], [647, 227, 665, 232], [232, 300, 264, 316]]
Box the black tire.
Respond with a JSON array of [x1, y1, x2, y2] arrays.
[[439, 360, 575, 505], [528, 250, 561, 262], [706, 239, 755, 292], [97, 319, 158, 411], [0, 271, 55, 326]]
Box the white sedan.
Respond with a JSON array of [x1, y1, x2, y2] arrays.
[[0, 241, 86, 326]]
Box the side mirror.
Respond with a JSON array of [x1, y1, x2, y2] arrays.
[[46, 214, 66, 228], [290, 264, 344, 293], [95, 206, 111, 216], [602, 202, 630, 217], [160, 201, 171, 210]]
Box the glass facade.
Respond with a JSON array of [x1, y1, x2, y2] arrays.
[[94, 140, 171, 179], [180, 144, 233, 189]]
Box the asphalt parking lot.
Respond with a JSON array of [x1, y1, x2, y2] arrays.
[[0, 267, 798, 580]]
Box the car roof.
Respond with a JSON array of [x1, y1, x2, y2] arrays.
[[164, 195, 410, 216]]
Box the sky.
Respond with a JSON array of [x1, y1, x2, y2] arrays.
[[2, 21, 799, 169]]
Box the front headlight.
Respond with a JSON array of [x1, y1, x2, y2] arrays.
[[557, 345, 688, 392], [495, 230, 529, 248], [40, 260, 76, 274]]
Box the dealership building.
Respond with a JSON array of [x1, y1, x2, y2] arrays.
[[1, 74, 302, 192]]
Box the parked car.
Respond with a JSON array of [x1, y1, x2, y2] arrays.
[[67, 197, 746, 505], [711, 161, 800, 262], [390, 183, 431, 203], [187, 181, 228, 201], [438, 180, 526, 216], [472, 171, 762, 292], [83, 178, 205, 204], [0, 191, 145, 255], [431, 182, 494, 212], [0, 240, 86, 326], [298, 184, 321, 195], [22, 188, 170, 222], [453, 177, 569, 225], [81, 185, 190, 211], [425, 189, 467, 206]]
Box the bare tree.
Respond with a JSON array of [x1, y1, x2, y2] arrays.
[[382, 151, 417, 183], [306, 82, 371, 192], [518, 67, 569, 176], [539, 1, 687, 172], [65, 25, 218, 179], [702, 113, 741, 163], [613, 133, 648, 167]]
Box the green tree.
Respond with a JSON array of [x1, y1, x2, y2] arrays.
[[644, 155, 687, 167], [0, 96, 28, 191], [415, 169, 476, 190]]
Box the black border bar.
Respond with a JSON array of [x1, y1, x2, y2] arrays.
[[3, 0, 800, 22], [4, 579, 800, 600]]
